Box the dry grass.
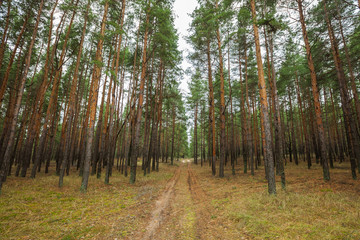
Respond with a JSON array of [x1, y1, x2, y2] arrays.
[[1, 158, 359, 240], [0, 162, 175, 240], [193, 159, 360, 239]]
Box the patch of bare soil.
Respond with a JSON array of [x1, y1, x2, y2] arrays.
[[140, 167, 181, 240], [135, 161, 250, 240]]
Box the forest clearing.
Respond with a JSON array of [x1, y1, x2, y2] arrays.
[[1, 160, 359, 239], [1, 0, 360, 239]]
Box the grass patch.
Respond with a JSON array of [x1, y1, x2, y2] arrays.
[[223, 161, 360, 239], [190, 159, 360, 240], [0, 162, 175, 239]]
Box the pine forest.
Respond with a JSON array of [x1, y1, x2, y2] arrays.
[[0, 0, 359, 239]]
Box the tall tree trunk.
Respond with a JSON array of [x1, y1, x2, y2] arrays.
[[323, 0, 358, 178], [335, 1, 360, 129], [155, 66, 164, 171], [250, 0, 276, 194], [171, 105, 176, 165], [295, 74, 311, 168], [57, 0, 89, 185], [244, 38, 254, 175], [129, 2, 150, 184], [329, 88, 344, 162], [0, 15, 28, 107], [0, 0, 44, 193], [206, 39, 216, 176], [239, 42, 248, 175], [288, 91, 298, 165], [227, 40, 235, 175], [105, 0, 127, 183], [297, 0, 330, 180], [194, 103, 198, 164], [215, 0, 225, 178], [30, 0, 78, 179], [264, 29, 285, 188], [324, 88, 334, 168], [81, 1, 109, 192], [0, 0, 11, 72]]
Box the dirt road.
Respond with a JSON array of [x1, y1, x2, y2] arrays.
[[138, 161, 247, 240]]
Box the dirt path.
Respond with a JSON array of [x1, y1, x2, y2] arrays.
[[137, 161, 247, 240], [141, 167, 181, 240]]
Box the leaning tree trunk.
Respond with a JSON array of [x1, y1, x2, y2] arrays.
[[0, 15, 28, 108], [0, 0, 11, 75], [323, 0, 359, 178], [0, 0, 44, 193], [297, 0, 330, 180]]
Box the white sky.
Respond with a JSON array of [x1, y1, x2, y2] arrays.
[[173, 0, 199, 95]]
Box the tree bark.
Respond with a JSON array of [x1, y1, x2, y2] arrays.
[[0, 0, 44, 193], [129, 2, 150, 184], [323, 0, 358, 178], [206, 39, 216, 176], [297, 0, 330, 180], [250, 0, 276, 194], [194, 102, 198, 164], [81, 1, 109, 192], [0, 0, 11, 72], [295, 74, 311, 168], [0, 15, 28, 107], [215, 0, 225, 178], [171, 105, 176, 165]]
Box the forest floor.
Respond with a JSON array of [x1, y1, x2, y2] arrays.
[[0, 159, 360, 239]]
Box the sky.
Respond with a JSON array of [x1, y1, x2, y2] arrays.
[[173, 0, 199, 95]]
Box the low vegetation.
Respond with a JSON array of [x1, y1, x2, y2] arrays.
[[0, 163, 175, 240]]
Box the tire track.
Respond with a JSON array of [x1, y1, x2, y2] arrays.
[[141, 167, 181, 240], [187, 163, 212, 239]]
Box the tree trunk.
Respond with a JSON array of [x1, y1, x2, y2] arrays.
[[194, 102, 198, 164], [0, 0, 11, 72], [129, 2, 150, 184], [323, 0, 358, 178], [335, 2, 360, 129], [227, 40, 235, 175], [215, 0, 225, 178], [250, 0, 276, 194], [171, 105, 176, 165], [0, 0, 44, 193], [0, 15, 28, 107], [58, 0, 89, 185], [206, 39, 216, 176], [239, 43, 248, 175], [297, 0, 330, 180], [81, 1, 109, 192], [288, 91, 298, 165], [295, 74, 311, 168]]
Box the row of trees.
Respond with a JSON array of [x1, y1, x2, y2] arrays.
[[0, 0, 189, 193], [187, 0, 360, 194]]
